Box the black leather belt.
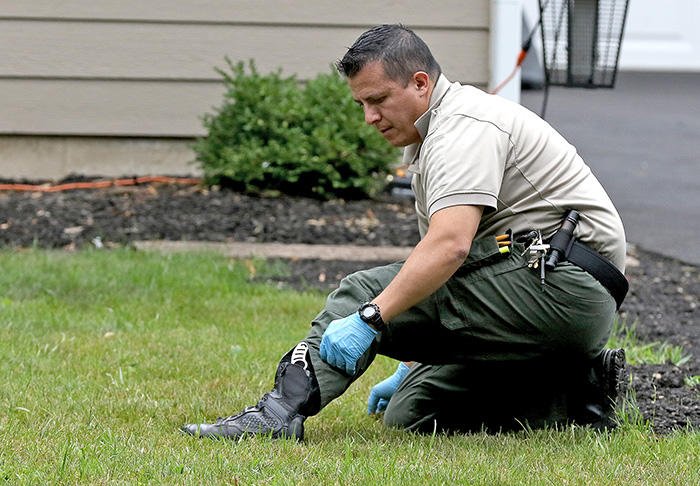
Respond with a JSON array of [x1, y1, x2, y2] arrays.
[[564, 240, 628, 309]]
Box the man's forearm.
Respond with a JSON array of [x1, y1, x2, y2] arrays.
[[373, 242, 461, 318], [372, 234, 468, 321], [372, 205, 483, 322]]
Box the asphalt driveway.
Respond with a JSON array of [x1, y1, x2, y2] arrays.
[[520, 71, 700, 265]]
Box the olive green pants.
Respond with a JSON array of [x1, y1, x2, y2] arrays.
[[301, 236, 617, 431]]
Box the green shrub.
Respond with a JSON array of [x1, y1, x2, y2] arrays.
[[194, 59, 400, 199]]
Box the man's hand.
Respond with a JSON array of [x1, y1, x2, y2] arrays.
[[367, 362, 411, 415], [320, 312, 377, 376]]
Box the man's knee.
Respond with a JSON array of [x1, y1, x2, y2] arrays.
[[381, 383, 439, 432], [380, 362, 446, 432], [382, 398, 418, 430], [383, 398, 441, 433]]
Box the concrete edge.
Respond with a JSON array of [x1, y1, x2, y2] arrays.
[[133, 240, 644, 268], [132, 240, 413, 262]]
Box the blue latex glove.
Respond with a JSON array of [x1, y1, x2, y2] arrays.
[[319, 312, 378, 376], [367, 362, 411, 415]]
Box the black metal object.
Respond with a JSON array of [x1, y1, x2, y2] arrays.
[[539, 0, 630, 88], [545, 209, 579, 270]]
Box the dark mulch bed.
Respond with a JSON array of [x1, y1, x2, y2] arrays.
[[1, 182, 697, 434]]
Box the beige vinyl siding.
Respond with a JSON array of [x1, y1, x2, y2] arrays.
[[0, 79, 215, 137], [0, 1, 488, 27], [0, 1, 489, 138], [0, 20, 487, 82]]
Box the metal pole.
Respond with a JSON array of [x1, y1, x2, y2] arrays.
[[490, 0, 523, 102]]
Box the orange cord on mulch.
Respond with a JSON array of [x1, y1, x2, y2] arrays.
[[0, 176, 202, 193]]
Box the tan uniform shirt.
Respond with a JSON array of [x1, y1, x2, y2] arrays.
[[404, 75, 627, 271]]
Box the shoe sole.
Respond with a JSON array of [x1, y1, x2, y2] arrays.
[[180, 415, 305, 441], [603, 348, 627, 405]]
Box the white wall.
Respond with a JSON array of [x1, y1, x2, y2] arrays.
[[619, 0, 700, 71]]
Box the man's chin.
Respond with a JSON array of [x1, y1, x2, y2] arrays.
[[382, 133, 409, 147], [386, 138, 412, 148], [380, 129, 419, 147]]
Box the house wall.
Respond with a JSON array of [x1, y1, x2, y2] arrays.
[[0, 1, 490, 180], [619, 0, 700, 71]]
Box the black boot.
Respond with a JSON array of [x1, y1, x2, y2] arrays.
[[572, 348, 627, 429], [598, 348, 627, 408], [181, 342, 320, 441]]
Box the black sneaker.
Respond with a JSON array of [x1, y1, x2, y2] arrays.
[[180, 391, 305, 440], [181, 342, 318, 441]]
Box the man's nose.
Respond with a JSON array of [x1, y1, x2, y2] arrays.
[[364, 106, 381, 125]]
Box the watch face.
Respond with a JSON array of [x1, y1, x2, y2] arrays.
[[361, 306, 376, 319]]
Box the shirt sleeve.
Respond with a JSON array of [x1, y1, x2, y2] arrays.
[[421, 114, 510, 217]]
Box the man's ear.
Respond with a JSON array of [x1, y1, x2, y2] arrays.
[[413, 71, 430, 96]]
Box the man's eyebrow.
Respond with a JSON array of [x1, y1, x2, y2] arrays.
[[364, 92, 388, 104], [352, 89, 389, 105]]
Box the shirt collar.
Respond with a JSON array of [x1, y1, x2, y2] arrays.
[[403, 74, 453, 170]]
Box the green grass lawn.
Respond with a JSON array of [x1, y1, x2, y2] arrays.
[[0, 249, 697, 484]]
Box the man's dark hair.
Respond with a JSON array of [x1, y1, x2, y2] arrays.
[[336, 24, 442, 85]]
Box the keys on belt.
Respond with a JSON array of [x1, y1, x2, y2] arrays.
[[524, 230, 550, 286], [522, 210, 582, 287]]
